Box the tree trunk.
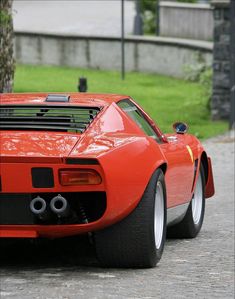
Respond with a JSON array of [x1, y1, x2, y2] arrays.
[[0, 0, 15, 93]]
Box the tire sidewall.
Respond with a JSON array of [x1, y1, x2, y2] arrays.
[[147, 169, 167, 264], [187, 165, 206, 236]]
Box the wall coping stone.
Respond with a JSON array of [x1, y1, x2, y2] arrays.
[[14, 31, 213, 52], [159, 1, 212, 10], [211, 0, 230, 8]]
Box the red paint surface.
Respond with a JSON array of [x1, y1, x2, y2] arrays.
[[0, 93, 215, 238]]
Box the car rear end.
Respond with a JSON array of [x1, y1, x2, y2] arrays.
[[0, 95, 107, 238]]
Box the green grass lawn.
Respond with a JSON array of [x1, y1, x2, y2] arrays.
[[14, 64, 227, 139]]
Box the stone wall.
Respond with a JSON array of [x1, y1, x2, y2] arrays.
[[14, 32, 212, 79], [211, 0, 231, 120]]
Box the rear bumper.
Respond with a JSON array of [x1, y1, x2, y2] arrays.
[[0, 146, 152, 238], [0, 222, 110, 238], [0, 161, 114, 238], [0, 191, 108, 238], [0, 190, 140, 238]]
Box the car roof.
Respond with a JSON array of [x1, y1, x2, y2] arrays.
[[0, 93, 130, 107]]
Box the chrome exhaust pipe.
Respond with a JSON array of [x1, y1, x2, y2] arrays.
[[30, 196, 49, 220], [50, 194, 70, 218]]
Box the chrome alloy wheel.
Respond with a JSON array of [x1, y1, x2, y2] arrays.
[[154, 181, 164, 249], [192, 172, 203, 225]]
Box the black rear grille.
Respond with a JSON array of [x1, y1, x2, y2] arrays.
[[0, 105, 101, 133], [0, 194, 34, 225]]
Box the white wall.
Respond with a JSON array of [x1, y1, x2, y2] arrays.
[[159, 1, 213, 41]]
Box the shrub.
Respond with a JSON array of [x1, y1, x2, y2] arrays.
[[141, 0, 157, 34], [183, 52, 212, 109]]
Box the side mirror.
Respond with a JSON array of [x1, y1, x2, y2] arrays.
[[173, 122, 189, 134]]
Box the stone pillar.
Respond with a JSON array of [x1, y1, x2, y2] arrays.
[[229, 0, 235, 129], [211, 0, 231, 120]]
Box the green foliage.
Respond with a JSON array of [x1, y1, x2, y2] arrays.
[[14, 64, 227, 139], [0, 11, 11, 25], [141, 0, 157, 34], [183, 53, 212, 110], [199, 67, 213, 107]]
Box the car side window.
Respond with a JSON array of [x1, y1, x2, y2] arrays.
[[117, 100, 161, 143]]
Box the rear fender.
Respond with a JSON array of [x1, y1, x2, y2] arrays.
[[204, 157, 215, 198], [97, 137, 167, 228], [200, 152, 215, 198]]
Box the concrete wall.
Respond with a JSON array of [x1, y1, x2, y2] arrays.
[[159, 1, 213, 41], [14, 32, 213, 78]]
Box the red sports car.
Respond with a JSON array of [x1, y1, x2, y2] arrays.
[[0, 93, 214, 268]]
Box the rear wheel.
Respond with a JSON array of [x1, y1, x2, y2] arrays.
[[94, 169, 167, 268], [167, 165, 205, 238]]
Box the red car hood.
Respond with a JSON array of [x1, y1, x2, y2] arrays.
[[0, 132, 80, 160]]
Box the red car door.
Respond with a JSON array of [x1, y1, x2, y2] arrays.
[[160, 134, 195, 208]]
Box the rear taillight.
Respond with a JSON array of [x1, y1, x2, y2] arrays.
[[59, 169, 102, 186]]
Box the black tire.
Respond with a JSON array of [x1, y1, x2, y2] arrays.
[[167, 165, 206, 239], [94, 169, 167, 268]]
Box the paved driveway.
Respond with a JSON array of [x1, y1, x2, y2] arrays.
[[0, 131, 234, 299], [13, 0, 135, 36]]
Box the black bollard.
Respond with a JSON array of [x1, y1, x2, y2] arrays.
[[78, 77, 88, 92]]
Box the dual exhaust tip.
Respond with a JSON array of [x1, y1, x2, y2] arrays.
[[30, 194, 70, 220]]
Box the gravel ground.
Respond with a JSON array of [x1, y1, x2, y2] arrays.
[[0, 131, 234, 299]]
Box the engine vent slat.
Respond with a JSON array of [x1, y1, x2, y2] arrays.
[[0, 105, 101, 133], [0, 125, 86, 132], [0, 116, 90, 124], [0, 121, 89, 127]]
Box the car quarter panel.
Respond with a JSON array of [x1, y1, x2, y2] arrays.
[[68, 105, 168, 229], [97, 136, 166, 228]]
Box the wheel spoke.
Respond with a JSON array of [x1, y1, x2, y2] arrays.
[[192, 172, 203, 225], [154, 181, 164, 249]]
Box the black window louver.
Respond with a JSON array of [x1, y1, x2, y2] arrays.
[[0, 105, 101, 133]]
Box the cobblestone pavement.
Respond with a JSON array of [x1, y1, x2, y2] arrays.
[[0, 131, 234, 299], [13, 0, 135, 36]]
